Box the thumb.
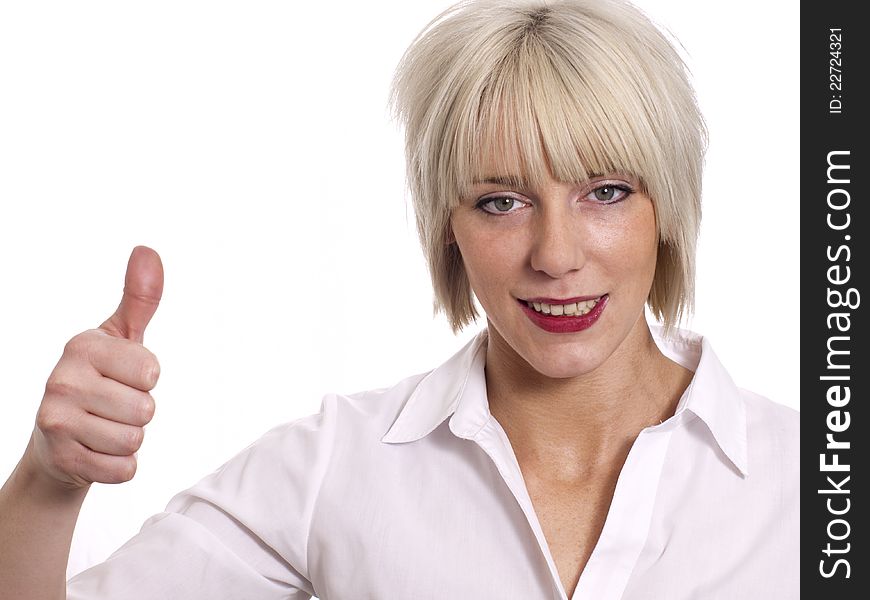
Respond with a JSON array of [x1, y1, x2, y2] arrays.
[[99, 246, 164, 344]]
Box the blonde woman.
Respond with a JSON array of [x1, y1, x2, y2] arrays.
[[0, 1, 798, 598]]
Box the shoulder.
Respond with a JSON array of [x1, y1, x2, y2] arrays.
[[249, 368, 432, 457], [167, 369, 433, 521], [738, 388, 799, 483], [740, 387, 799, 447], [153, 369, 436, 587]]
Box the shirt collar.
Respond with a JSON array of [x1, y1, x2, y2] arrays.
[[648, 325, 749, 476], [380, 330, 490, 444], [381, 325, 748, 476]]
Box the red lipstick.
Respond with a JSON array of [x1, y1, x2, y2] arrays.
[[518, 294, 608, 334], [523, 294, 602, 304]]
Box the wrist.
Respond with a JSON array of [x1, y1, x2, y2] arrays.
[[14, 437, 90, 505]]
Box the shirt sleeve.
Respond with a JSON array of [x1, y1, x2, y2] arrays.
[[67, 393, 338, 599]]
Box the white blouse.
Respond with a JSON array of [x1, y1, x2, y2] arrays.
[[67, 326, 799, 599]]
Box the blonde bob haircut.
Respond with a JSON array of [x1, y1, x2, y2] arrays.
[[389, 0, 707, 337]]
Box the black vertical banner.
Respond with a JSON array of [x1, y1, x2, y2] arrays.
[[802, 1, 868, 596]]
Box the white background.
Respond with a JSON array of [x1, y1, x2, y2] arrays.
[[0, 0, 798, 580]]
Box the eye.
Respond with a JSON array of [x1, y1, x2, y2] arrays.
[[475, 195, 527, 215], [585, 182, 633, 204]]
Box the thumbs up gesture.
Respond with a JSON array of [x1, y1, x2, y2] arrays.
[[28, 247, 164, 489]]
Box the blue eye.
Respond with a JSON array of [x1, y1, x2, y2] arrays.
[[474, 181, 633, 216], [475, 196, 526, 215], [586, 183, 632, 204]]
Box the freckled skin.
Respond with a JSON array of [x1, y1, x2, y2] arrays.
[[449, 170, 659, 382], [449, 167, 690, 599]]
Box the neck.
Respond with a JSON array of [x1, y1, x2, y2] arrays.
[[484, 316, 693, 480]]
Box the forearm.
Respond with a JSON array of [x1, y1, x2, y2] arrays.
[[0, 440, 88, 600]]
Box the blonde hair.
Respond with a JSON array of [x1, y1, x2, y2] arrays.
[[388, 0, 707, 336]]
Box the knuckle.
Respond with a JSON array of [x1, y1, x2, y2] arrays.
[[36, 404, 69, 435], [78, 329, 109, 367], [44, 374, 77, 400], [62, 335, 82, 356], [124, 427, 145, 453], [116, 457, 138, 483], [65, 330, 98, 357], [143, 355, 161, 389], [139, 394, 157, 424]]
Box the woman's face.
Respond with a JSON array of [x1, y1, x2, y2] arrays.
[[449, 164, 658, 379]]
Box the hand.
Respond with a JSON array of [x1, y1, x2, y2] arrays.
[[27, 246, 164, 490]]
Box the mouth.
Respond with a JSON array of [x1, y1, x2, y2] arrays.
[[517, 294, 606, 317], [516, 294, 609, 333]]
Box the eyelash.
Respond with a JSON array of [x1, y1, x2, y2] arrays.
[[474, 182, 634, 216]]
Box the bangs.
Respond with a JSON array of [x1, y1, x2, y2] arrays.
[[450, 24, 662, 206], [389, 0, 706, 335]]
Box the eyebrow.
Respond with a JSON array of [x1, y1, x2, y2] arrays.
[[471, 175, 532, 187], [472, 172, 623, 188]]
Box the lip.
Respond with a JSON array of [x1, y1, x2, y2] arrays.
[[522, 294, 603, 304], [517, 294, 609, 334]]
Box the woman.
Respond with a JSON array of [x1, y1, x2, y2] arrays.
[[0, 0, 798, 598]]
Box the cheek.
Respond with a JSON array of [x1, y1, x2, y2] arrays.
[[587, 203, 657, 277], [452, 216, 523, 297], [461, 233, 515, 286], [623, 208, 658, 281]]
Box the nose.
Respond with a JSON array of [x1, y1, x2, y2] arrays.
[[529, 202, 586, 278]]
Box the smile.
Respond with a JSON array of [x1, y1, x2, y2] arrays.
[[516, 294, 609, 334], [523, 297, 602, 316]]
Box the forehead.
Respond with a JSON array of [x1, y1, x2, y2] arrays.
[[450, 93, 650, 203], [463, 128, 555, 191], [465, 134, 606, 190]]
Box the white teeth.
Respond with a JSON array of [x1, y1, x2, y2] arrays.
[[526, 297, 601, 316]]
